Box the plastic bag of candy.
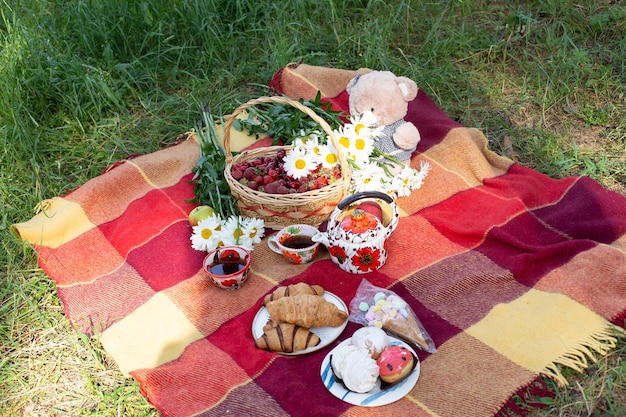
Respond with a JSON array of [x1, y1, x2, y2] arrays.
[[349, 279, 436, 353]]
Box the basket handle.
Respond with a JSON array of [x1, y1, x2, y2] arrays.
[[221, 96, 350, 175]]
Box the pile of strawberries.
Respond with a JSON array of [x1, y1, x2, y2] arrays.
[[231, 149, 341, 194]]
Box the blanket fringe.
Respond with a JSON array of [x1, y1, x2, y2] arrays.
[[497, 324, 625, 416], [497, 378, 554, 417], [542, 325, 624, 387]]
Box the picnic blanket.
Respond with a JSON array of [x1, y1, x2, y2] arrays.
[[12, 62, 626, 417]]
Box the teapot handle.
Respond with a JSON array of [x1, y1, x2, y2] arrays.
[[337, 191, 394, 210], [334, 191, 400, 237]]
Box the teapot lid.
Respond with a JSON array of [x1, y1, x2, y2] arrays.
[[340, 208, 383, 236]]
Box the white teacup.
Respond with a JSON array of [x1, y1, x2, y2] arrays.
[[268, 224, 320, 265], [202, 246, 251, 290]]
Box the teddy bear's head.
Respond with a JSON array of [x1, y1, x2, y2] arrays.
[[346, 71, 418, 127]]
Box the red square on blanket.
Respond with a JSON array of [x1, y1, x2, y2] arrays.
[[99, 186, 190, 258], [127, 221, 206, 291]]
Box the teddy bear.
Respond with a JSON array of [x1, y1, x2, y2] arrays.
[[346, 71, 421, 169]]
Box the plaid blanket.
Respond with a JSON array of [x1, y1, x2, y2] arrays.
[[12, 63, 626, 417]]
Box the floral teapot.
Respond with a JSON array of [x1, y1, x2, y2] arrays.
[[312, 191, 399, 274]]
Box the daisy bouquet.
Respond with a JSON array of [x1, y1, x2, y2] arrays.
[[190, 107, 266, 253], [190, 214, 265, 253], [275, 113, 431, 198]]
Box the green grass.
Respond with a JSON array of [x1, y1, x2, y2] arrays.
[[1, 0, 625, 415]]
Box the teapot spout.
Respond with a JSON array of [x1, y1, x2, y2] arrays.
[[311, 231, 330, 247]]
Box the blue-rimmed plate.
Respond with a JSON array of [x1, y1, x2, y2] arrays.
[[320, 336, 420, 406]]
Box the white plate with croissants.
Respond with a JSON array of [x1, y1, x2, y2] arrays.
[[253, 283, 349, 355], [320, 328, 420, 406]]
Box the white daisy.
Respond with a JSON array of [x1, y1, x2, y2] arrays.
[[335, 123, 374, 165], [190, 215, 223, 252], [241, 217, 265, 245], [335, 129, 358, 162], [308, 142, 325, 164], [297, 134, 325, 164], [317, 142, 340, 169], [350, 134, 375, 166], [391, 170, 414, 197], [391, 162, 431, 197], [283, 147, 318, 179], [350, 113, 384, 139], [292, 137, 308, 151], [351, 161, 387, 193], [411, 160, 431, 189], [221, 216, 252, 249]]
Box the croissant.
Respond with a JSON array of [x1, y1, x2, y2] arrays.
[[262, 318, 281, 332], [265, 294, 348, 328], [254, 322, 320, 353], [263, 282, 325, 305]]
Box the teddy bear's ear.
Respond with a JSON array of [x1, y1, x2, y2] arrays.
[[395, 76, 418, 101], [346, 73, 361, 94]]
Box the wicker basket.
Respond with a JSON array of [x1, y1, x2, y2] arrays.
[[223, 96, 351, 229]]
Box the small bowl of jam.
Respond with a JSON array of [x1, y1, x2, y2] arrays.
[[202, 246, 251, 290]]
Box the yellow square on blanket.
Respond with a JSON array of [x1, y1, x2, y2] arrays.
[[13, 198, 94, 249], [466, 288, 611, 382], [100, 292, 204, 375]]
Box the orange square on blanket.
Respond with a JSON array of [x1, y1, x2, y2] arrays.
[[384, 215, 466, 276], [535, 244, 626, 323], [38, 227, 125, 286], [249, 240, 331, 282], [422, 127, 511, 187], [57, 262, 156, 334], [99, 188, 189, 258], [65, 164, 156, 225], [397, 158, 474, 216], [165, 271, 274, 336], [127, 137, 199, 189]]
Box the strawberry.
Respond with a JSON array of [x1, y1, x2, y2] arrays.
[[264, 181, 279, 194], [231, 168, 244, 180], [315, 177, 329, 187], [243, 167, 256, 180]]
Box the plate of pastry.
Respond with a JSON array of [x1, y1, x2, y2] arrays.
[[320, 327, 420, 406], [252, 283, 349, 355]]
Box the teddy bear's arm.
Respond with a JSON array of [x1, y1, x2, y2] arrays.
[[393, 121, 421, 150]]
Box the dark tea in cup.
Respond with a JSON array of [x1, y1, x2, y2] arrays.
[[202, 246, 252, 290], [209, 248, 248, 275], [268, 224, 320, 265], [281, 235, 315, 249], [209, 262, 246, 276]]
